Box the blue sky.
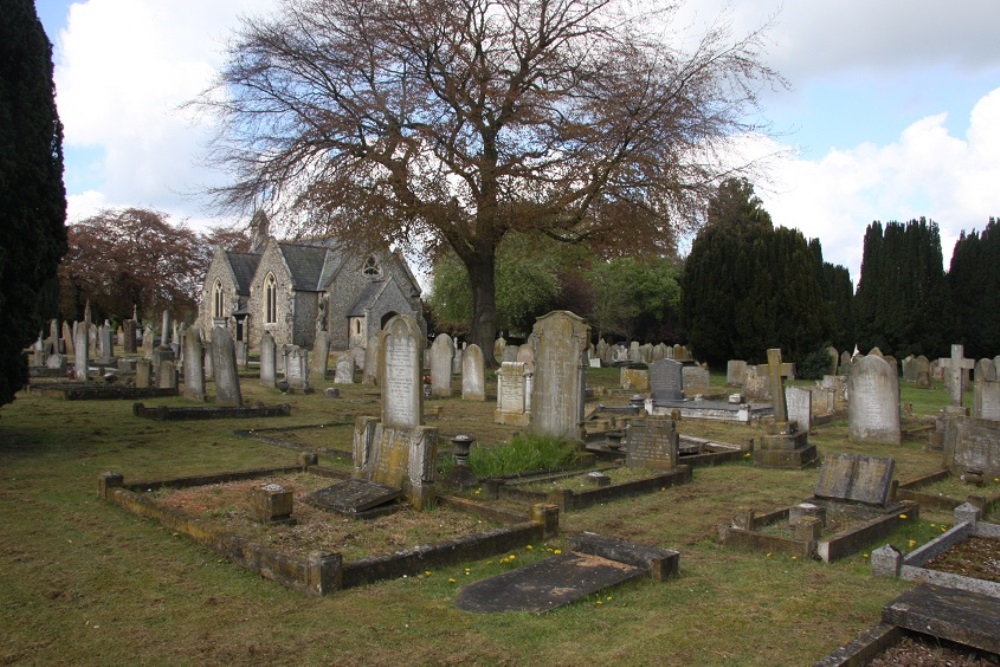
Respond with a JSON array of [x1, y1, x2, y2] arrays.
[[37, 0, 1000, 285]]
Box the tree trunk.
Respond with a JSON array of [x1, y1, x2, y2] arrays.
[[464, 249, 498, 367]]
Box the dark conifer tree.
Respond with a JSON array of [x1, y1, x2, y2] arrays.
[[0, 0, 68, 407], [949, 218, 1000, 358]]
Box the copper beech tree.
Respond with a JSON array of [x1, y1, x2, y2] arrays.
[[202, 0, 784, 362]]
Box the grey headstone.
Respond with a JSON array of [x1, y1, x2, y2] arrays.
[[311, 330, 330, 384], [682, 365, 709, 394], [211, 325, 243, 407], [381, 315, 423, 429], [429, 333, 454, 397], [650, 359, 684, 402], [975, 358, 996, 383], [461, 343, 485, 401], [848, 354, 901, 445], [814, 452, 895, 507], [939, 344, 975, 407], [785, 386, 812, 433], [943, 417, 1000, 477], [625, 419, 678, 470], [284, 346, 310, 392], [974, 379, 1000, 421], [259, 331, 277, 388], [529, 311, 589, 440], [901, 355, 918, 383], [726, 360, 748, 387], [362, 335, 380, 385], [157, 360, 178, 389], [183, 327, 206, 401], [73, 322, 89, 380], [334, 354, 355, 384], [839, 350, 852, 371], [99, 324, 113, 360]]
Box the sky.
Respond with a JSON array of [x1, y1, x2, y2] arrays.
[[37, 0, 1000, 285]]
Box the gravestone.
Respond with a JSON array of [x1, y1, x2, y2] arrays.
[[652, 343, 668, 362], [682, 365, 710, 394], [362, 335, 380, 385], [495, 361, 531, 426], [334, 354, 355, 384], [726, 360, 748, 387], [754, 349, 817, 468], [203, 344, 214, 380], [284, 346, 310, 392], [311, 330, 330, 384], [814, 452, 895, 507], [973, 379, 1000, 421], [235, 341, 248, 369], [46, 354, 66, 372], [182, 327, 206, 401], [939, 344, 975, 407], [516, 343, 535, 370], [529, 311, 589, 440], [975, 358, 996, 383], [429, 333, 454, 397], [839, 350, 852, 372], [451, 343, 463, 376], [211, 325, 243, 408], [620, 366, 649, 391], [628, 341, 640, 363], [742, 365, 769, 401], [596, 338, 609, 363], [785, 386, 813, 433], [884, 355, 898, 376], [73, 323, 89, 380], [135, 359, 152, 388], [259, 331, 277, 388], [916, 355, 931, 389], [625, 419, 678, 470], [142, 324, 155, 358], [493, 336, 506, 362], [649, 359, 684, 402], [901, 355, 918, 383], [62, 321, 74, 356], [502, 345, 519, 363], [610, 344, 629, 364], [349, 315, 438, 510], [461, 343, 485, 401], [826, 346, 839, 375], [640, 343, 653, 364], [122, 319, 137, 354], [157, 360, 178, 389], [99, 324, 113, 361], [943, 417, 1000, 478], [848, 354, 901, 444], [160, 310, 171, 347], [48, 319, 59, 354]]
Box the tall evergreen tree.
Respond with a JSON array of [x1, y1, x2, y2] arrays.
[[809, 238, 854, 350], [681, 180, 831, 365], [949, 217, 1000, 358], [854, 218, 950, 358], [0, 0, 68, 407]]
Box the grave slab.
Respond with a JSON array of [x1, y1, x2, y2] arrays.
[[882, 583, 1000, 655], [306, 478, 402, 515]]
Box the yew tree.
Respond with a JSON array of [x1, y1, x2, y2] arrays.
[[204, 0, 783, 361]]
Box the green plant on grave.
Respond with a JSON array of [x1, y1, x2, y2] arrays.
[[441, 434, 582, 479]]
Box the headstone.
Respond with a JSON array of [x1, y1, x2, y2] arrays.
[[493, 336, 506, 362], [625, 419, 678, 470], [135, 359, 152, 388], [628, 341, 641, 363], [649, 358, 684, 402], [235, 341, 248, 368], [611, 344, 629, 364], [742, 365, 769, 401], [529, 311, 589, 440], [311, 330, 330, 384], [975, 358, 996, 383], [516, 343, 534, 370], [203, 344, 214, 380], [766, 349, 792, 424], [916, 355, 931, 389], [814, 452, 895, 507], [943, 417, 1000, 478], [884, 355, 898, 376], [62, 321, 74, 356], [157, 360, 178, 389], [46, 354, 66, 372], [334, 354, 355, 384], [901, 355, 918, 383], [451, 344, 463, 376], [494, 361, 531, 426], [726, 360, 747, 387], [620, 366, 649, 391], [785, 386, 812, 433], [122, 319, 137, 354], [48, 319, 59, 354], [502, 345, 519, 363], [868, 347, 883, 358], [652, 343, 668, 362], [142, 324, 155, 358], [639, 343, 654, 364], [182, 327, 206, 401], [99, 324, 113, 361], [73, 322, 89, 380], [826, 346, 839, 375], [429, 333, 454, 397], [259, 331, 277, 388], [284, 346, 310, 392], [362, 335, 380, 385], [938, 344, 975, 407], [380, 315, 423, 429], [682, 365, 710, 394], [596, 338, 609, 363], [461, 343, 485, 401], [847, 354, 901, 444], [973, 378, 1000, 421], [839, 350, 852, 371], [211, 325, 243, 407], [160, 310, 171, 347]]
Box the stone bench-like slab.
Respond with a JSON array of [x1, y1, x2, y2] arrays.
[[882, 583, 1000, 655]]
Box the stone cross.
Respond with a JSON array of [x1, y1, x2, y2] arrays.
[[766, 348, 792, 423], [939, 344, 975, 406]]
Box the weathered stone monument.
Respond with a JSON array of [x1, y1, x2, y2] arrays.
[[754, 348, 818, 468], [785, 386, 813, 433], [726, 360, 748, 387], [362, 336, 380, 385], [122, 319, 137, 354], [182, 327, 206, 401], [625, 419, 679, 470], [99, 323, 113, 362], [211, 325, 243, 408], [157, 360, 178, 389], [529, 311, 589, 440], [73, 323, 88, 380], [943, 417, 1000, 479], [284, 346, 310, 393], [311, 330, 330, 385], [938, 344, 975, 407], [973, 375, 1000, 421], [429, 333, 454, 397], [848, 354, 901, 445], [461, 343, 485, 401], [334, 354, 355, 384], [649, 358, 685, 403], [142, 324, 155, 358], [495, 361, 532, 426], [259, 331, 277, 388], [975, 358, 996, 383], [814, 452, 896, 507], [915, 354, 931, 389]]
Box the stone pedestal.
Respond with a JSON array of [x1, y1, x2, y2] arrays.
[[753, 420, 818, 468]]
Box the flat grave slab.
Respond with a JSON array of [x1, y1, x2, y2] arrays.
[[456, 552, 645, 613], [306, 478, 402, 515], [132, 402, 291, 421], [883, 583, 1000, 655], [31, 384, 179, 400]]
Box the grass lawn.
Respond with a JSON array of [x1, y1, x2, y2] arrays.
[[0, 368, 978, 666]]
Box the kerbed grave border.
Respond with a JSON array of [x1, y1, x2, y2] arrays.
[[894, 468, 1000, 515], [98, 462, 558, 596]]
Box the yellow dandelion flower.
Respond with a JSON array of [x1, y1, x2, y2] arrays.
[[596, 600, 603, 605], [908, 540, 916, 548], [526, 545, 534, 550], [606, 596, 612, 601], [899, 514, 908, 519], [425, 570, 432, 576], [766, 553, 772, 558], [791, 556, 797, 561], [863, 553, 869, 558], [448, 578, 456, 584], [553, 549, 562, 555]]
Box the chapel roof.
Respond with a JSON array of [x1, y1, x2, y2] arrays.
[[348, 279, 390, 317], [226, 252, 261, 295]]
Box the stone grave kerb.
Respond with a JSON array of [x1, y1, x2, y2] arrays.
[[766, 348, 792, 424], [938, 344, 975, 407]]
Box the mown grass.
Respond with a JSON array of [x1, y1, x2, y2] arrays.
[[0, 369, 981, 665]]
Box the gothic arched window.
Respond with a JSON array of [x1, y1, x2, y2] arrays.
[[264, 273, 277, 324], [212, 280, 225, 318]]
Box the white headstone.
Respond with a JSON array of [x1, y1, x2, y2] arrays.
[[461, 344, 485, 401], [183, 327, 206, 401], [429, 333, 454, 397], [848, 354, 900, 445], [259, 331, 277, 388], [381, 315, 423, 429]]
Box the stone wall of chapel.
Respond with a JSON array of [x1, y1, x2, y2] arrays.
[[293, 291, 319, 348], [197, 252, 240, 345], [246, 243, 295, 349]]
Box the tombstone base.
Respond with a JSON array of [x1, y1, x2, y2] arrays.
[[494, 410, 531, 426], [753, 443, 818, 469], [757, 430, 809, 451]]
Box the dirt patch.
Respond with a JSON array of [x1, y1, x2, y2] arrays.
[[869, 635, 1000, 666], [150, 473, 504, 560], [924, 535, 1000, 583]]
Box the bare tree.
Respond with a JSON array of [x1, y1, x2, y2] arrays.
[[201, 0, 784, 361]]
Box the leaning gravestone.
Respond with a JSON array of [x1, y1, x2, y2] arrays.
[[334, 354, 355, 384], [259, 331, 277, 388], [182, 327, 206, 401], [73, 322, 89, 380], [625, 419, 678, 470], [649, 358, 684, 403], [495, 361, 531, 426], [350, 314, 438, 510], [211, 325, 243, 408], [814, 452, 895, 507], [429, 333, 454, 397], [461, 343, 485, 401], [848, 354, 900, 445], [529, 311, 589, 440]]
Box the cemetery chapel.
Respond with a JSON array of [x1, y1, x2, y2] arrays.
[[198, 212, 425, 351]]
